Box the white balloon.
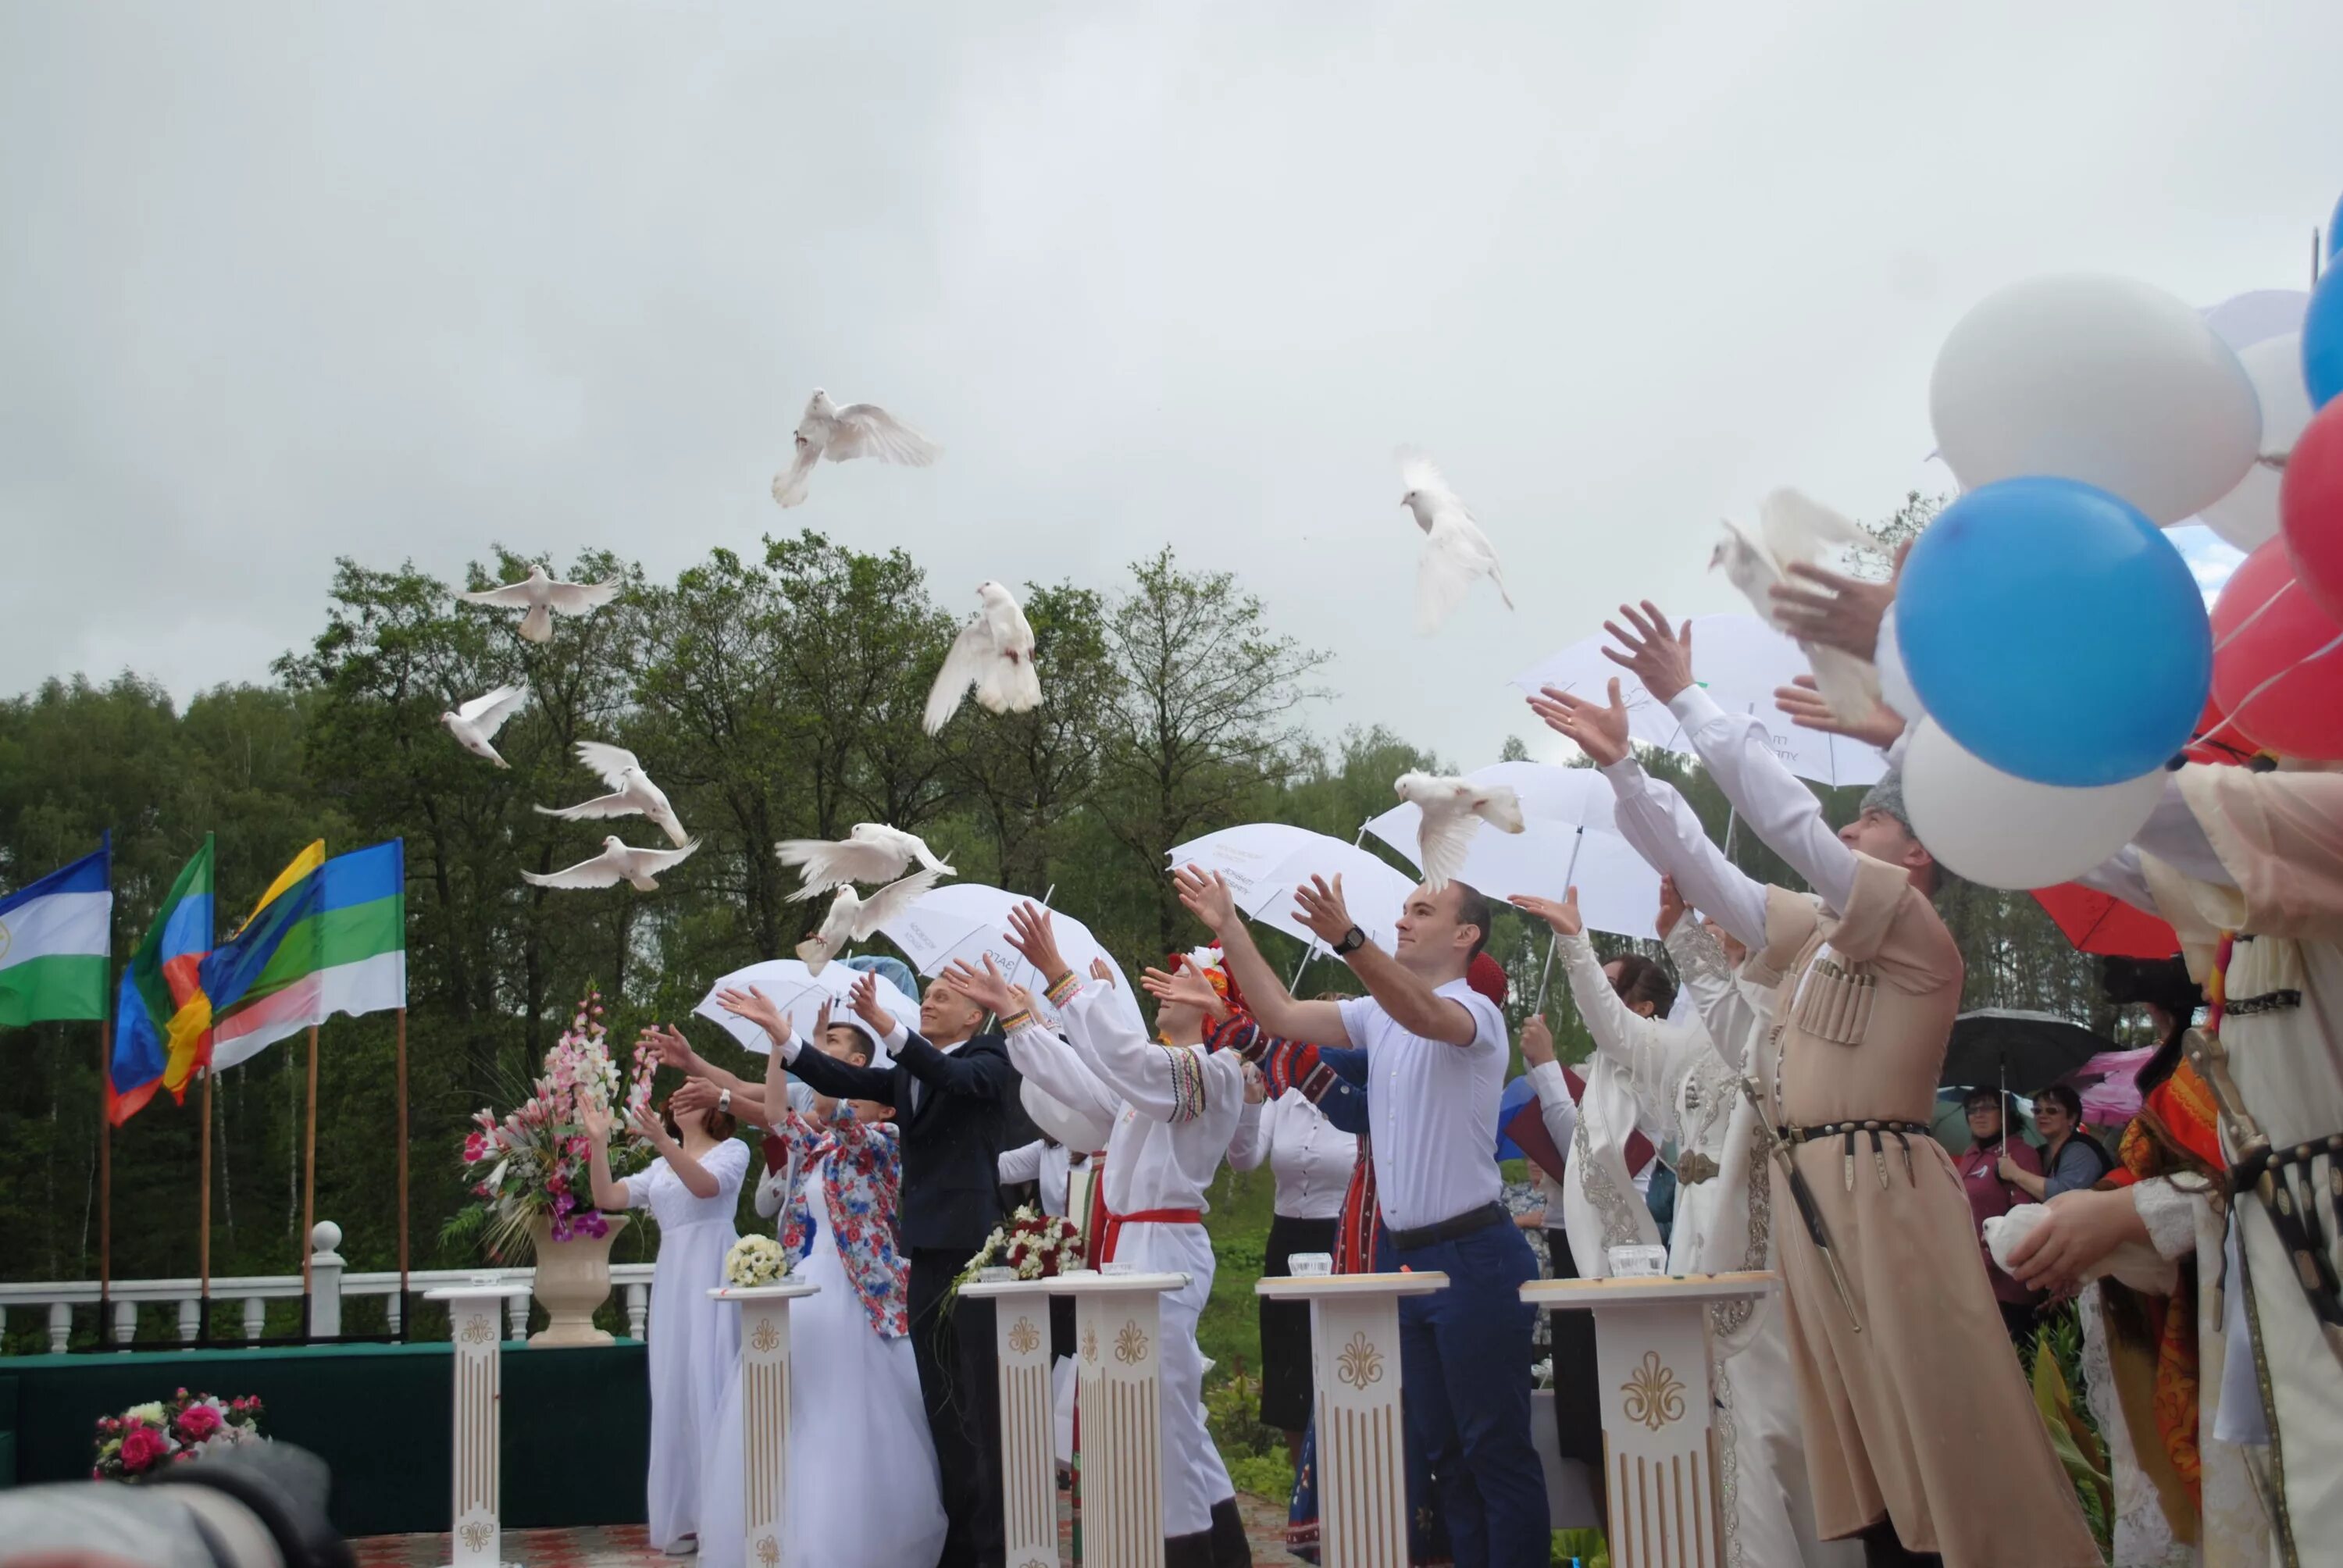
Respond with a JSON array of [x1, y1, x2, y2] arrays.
[[1930, 274, 2261, 525], [1903, 718, 2165, 890], [2197, 333, 2313, 551], [1876, 604, 1924, 722]]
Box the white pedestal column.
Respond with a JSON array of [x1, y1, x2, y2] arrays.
[[1521, 1270, 1778, 1568], [1254, 1270, 1449, 1568], [424, 1283, 533, 1568], [711, 1281, 822, 1568], [1057, 1270, 1190, 1568], [958, 1276, 1065, 1568]]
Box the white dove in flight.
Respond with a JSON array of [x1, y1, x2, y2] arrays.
[[440, 683, 530, 768], [1711, 487, 1881, 722], [923, 581, 1042, 734], [522, 836, 700, 893], [458, 565, 622, 643], [770, 388, 942, 508], [536, 742, 687, 848], [1393, 772, 1525, 891], [796, 867, 946, 975], [776, 823, 956, 903], [1400, 449, 1515, 635]]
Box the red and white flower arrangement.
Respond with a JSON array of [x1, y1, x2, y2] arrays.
[[91, 1389, 266, 1480], [958, 1203, 1085, 1285], [451, 988, 658, 1257]]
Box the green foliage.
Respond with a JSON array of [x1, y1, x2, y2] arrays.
[[2031, 1303, 2115, 1560]]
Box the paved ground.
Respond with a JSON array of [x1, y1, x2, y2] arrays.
[[350, 1491, 1303, 1566]]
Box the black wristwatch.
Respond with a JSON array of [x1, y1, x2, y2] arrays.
[[1333, 925, 1368, 957]]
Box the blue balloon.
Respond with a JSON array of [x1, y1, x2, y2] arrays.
[[1896, 477, 2209, 787], [2306, 261, 2343, 411]]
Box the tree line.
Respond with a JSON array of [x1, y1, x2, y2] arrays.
[[0, 519, 2116, 1338]]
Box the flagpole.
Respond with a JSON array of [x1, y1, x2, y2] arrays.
[[396, 1007, 410, 1334], [98, 1017, 112, 1336], [301, 1023, 319, 1298], [198, 1067, 213, 1343]]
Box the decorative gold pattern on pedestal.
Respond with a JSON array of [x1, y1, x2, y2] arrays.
[[750, 1318, 781, 1353], [754, 1535, 779, 1566], [1007, 1315, 1042, 1356], [459, 1313, 495, 1344], [1335, 1330, 1384, 1390], [1621, 1348, 1687, 1431], [1080, 1324, 1097, 1363], [1113, 1319, 1149, 1365], [458, 1520, 492, 1552]]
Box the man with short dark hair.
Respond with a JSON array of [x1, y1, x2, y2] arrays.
[[1531, 601, 2099, 1568], [1176, 867, 1548, 1567]]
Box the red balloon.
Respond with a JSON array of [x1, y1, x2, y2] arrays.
[[2209, 539, 2343, 760], [2283, 397, 2343, 624], [2187, 690, 2252, 765]]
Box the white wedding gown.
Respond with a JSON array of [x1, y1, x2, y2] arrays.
[[700, 1153, 946, 1568], [628, 1139, 749, 1554]]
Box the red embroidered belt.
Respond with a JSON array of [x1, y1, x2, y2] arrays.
[[1097, 1206, 1204, 1264]]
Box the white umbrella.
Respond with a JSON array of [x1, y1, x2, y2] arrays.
[[692, 958, 921, 1064], [1363, 761, 1661, 940], [1510, 612, 1888, 790], [1165, 823, 1418, 954], [877, 881, 1145, 1033]]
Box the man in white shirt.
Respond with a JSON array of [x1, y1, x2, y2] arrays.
[[1176, 865, 1550, 1568]]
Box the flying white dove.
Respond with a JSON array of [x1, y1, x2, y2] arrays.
[[1711, 487, 1881, 722], [776, 823, 956, 902], [1400, 449, 1515, 635], [796, 867, 945, 975], [440, 683, 530, 768], [535, 741, 687, 847], [458, 565, 622, 643], [770, 388, 942, 508], [522, 836, 700, 892], [924, 581, 1042, 734], [1393, 771, 1526, 891]]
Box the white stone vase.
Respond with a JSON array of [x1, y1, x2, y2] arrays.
[[526, 1212, 626, 1347]]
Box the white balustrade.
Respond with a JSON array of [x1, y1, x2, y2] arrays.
[[624, 1282, 648, 1341], [48, 1302, 70, 1353], [242, 1298, 267, 1341], [176, 1299, 199, 1342]]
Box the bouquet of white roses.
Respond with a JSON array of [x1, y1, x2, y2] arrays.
[[726, 1234, 789, 1288]]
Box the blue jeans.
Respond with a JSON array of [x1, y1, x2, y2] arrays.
[[1387, 1215, 1550, 1568]]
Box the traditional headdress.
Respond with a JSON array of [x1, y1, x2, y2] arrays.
[[1175, 944, 1246, 1016], [1467, 951, 1508, 1011], [1859, 767, 1911, 832]]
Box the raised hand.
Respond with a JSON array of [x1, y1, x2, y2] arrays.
[[813, 997, 833, 1039], [1601, 601, 1695, 704], [1526, 679, 1632, 768], [1774, 674, 1906, 750], [1243, 1063, 1268, 1105], [849, 971, 892, 1032], [1142, 962, 1228, 1021], [715, 986, 788, 1042], [1172, 864, 1239, 935], [1004, 901, 1072, 985], [1768, 561, 1895, 661], [1657, 875, 1686, 939], [580, 1099, 613, 1145], [627, 1102, 670, 1146], [669, 1078, 722, 1121], [1089, 957, 1116, 988], [1520, 1014, 1557, 1068], [1511, 887, 1585, 938], [1292, 874, 1356, 947], [943, 954, 1018, 1018], [640, 1022, 701, 1073]]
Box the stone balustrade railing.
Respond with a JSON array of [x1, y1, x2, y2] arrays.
[[0, 1221, 654, 1354]]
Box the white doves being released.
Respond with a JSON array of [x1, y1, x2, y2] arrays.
[[440, 683, 530, 768], [1711, 486, 1883, 722], [536, 742, 688, 847], [457, 565, 622, 643], [770, 387, 942, 508], [1399, 448, 1515, 634], [1393, 771, 1525, 891], [796, 867, 945, 975], [776, 823, 956, 902], [923, 581, 1042, 734], [521, 836, 700, 893]]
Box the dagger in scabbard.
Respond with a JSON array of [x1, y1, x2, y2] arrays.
[[1739, 1074, 1863, 1334]]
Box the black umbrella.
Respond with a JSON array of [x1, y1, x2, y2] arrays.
[[1941, 1009, 2113, 1096]]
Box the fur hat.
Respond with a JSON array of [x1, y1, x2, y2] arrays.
[[1859, 767, 1910, 832], [1467, 952, 1508, 1011]]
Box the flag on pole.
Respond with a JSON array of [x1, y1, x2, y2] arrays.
[[0, 836, 112, 1028], [109, 836, 216, 1125], [210, 839, 405, 1069], [201, 842, 327, 1074]]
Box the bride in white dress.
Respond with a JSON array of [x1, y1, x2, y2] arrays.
[[694, 994, 947, 1568]]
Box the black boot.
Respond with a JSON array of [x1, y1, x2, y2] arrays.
[[1859, 1519, 1942, 1567], [1207, 1495, 1254, 1568]]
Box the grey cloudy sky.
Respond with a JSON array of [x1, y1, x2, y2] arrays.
[[3, 2, 2334, 769]]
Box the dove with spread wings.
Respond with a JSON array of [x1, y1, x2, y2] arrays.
[[522, 836, 699, 893], [770, 388, 942, 508], [440, 683, 529, 768], [796, 868, 945, 975], [536, 742, 687, 847], [776, 823, 956, 902], [1393, 771, 1525, 891], [1400, 449, 1515, 635], [1711, 487, 1882, 722], [923, 581, 1042, 734], [458, 565, 621, 643]]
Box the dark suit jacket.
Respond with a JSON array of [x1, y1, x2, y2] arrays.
[[783, 1028, 1019, 1254]]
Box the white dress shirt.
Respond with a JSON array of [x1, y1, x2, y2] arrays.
[[997, 1138, 1088, 1217], [1337, 980, 1509, 1233], [1227, 1089, 1358, 1221]]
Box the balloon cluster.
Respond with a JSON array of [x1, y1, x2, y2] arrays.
[[1885, 196, 2343, 889]]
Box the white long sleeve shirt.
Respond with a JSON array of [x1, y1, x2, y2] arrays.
[[996, 1139, 1090, 1218], [1227, 1089, 1357, 1221]]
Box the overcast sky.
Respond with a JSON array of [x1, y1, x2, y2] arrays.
[[2, 2, 2332, 768]]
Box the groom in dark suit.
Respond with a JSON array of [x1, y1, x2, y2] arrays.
[[764, 971, 1019, 1568]]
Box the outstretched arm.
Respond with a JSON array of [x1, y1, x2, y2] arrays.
[[1290, 873, 1475, 1046], [1172, 868, 1352, 1047]]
